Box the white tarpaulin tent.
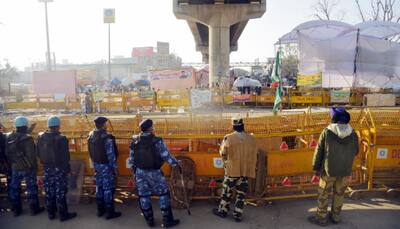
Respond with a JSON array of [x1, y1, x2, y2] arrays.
[[278, 20, 354, 44], [233, 76, 262, 88], [280, 20, 400, 89]]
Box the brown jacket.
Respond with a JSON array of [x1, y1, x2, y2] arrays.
[[220, 131, 258, 178]]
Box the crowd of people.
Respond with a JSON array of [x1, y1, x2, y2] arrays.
[[0, 107, 359, 227]]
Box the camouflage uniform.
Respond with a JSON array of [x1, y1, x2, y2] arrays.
[[129, 133, 179, 227], [43, 168, 68, 214], [5, 131, 43, 215], [93, 138, 117, 206], [9, 170, 40, 208], [37, 129, 75, 221], [311, 120, 359, 225], [214, 127, 258, 222], [0, 131, 10, 206], [316, 175, 347, 223], [218, 176, 248, 219]]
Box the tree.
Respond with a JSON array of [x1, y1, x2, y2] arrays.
[[354, 0, 400, 22], [312, 0, 342, 20], [0, 63, 19, 96], [280, 45, 299, 83]]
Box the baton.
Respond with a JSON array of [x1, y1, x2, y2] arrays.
[[179, 171, 191, 215]]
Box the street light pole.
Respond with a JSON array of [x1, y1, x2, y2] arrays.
[[108, 23, 111, 81], [103, 8, 115, 81], [39, 0, 53, 72]]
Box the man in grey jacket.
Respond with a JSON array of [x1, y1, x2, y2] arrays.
[[308, 107, 359, 226]]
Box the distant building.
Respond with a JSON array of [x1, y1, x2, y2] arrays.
[[25, 42, 182, 85]]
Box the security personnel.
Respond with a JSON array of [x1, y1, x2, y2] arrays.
[[213, 117, 258, 222], [37, 116, 77, 221], [129, 119, 180, 228], [88, 116, 121, 220], [0, 122, 10, 211], [5, 116, 44, 216], [308, 108, 359, 226]]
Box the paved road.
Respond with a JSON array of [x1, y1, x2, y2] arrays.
[[1, 197, 400, 229]]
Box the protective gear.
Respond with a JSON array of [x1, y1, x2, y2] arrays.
[[0, 131, 9, 174], [88, 129, 117, 164], [140, 206, 155, 227], [140, 119, 153, 131], [30, 202, 45, 216], [90, 132, 120, 218], [14, 116, 29, 128], [129, 133, 179, 227], [105, 203, 121, 220], [47, 116, 61, 127], [5, 132, 36, 171], [94, 116, 108, 126], [130, 134, 163, 170], [96, 199, 105, 217], [161, 206, 180, 228], [59, 199, 77, 222], [37, 131, 71, 173]]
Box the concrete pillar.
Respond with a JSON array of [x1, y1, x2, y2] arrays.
[[173, 0, 266, 86], [209, 25, 230, 85]]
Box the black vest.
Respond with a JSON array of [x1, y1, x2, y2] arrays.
[[5, 132, 33, 170], [0, 132, 6, 161], [0, 132, 8, 173], [88, 129, 117, 164], [130, 134, 164, 170], [37, 131, 70, 172]]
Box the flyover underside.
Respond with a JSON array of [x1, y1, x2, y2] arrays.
[[174, 0, 266, 84]]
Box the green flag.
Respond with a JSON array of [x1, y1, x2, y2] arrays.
[[272, 51, 282, 113]]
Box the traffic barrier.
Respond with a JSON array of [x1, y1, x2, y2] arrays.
[[1, 108, 399, 200]]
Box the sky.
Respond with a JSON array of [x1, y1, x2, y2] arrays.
[[0, 0, 371, 70]]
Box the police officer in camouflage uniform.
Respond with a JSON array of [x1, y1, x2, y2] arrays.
[[88, 116, 121, 220], [129, 119, 181, 228], [213, 117, 258, 222], [5, 116, 44, 216], [308, 108, 359, 226], [37, 116, 77, 221], [0, 122, 10, 211]]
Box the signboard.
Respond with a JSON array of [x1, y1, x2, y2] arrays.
[[290, 96, 322, 104], [232, 94, 253, 103], [139, 90, 155, 98], [213, 158, 224, 169], [33, 70, 76, 96], [191, 89, 212, 109], [377, 148, 388, 159], [132, 47, 155, 57], [76, 69, 96, 85], [331, 90, 351, 104], [103, 8, 115, 23], [149, 68, 196, 90], [297, 72, 322, 87]]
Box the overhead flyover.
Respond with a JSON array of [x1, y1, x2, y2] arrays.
[[173, 0, 266, 85]]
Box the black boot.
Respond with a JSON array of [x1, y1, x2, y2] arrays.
[[59, 200, 77, 222], [141, 207, 155, 227], [96, 199, 105, 217], [12, 203, 22, 217], [161, 206, 180, 228], [47, 202, 57, 220], [105, 203, 121, 220], [212, 208, 227, 218], [30, 202, 45, 216]]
